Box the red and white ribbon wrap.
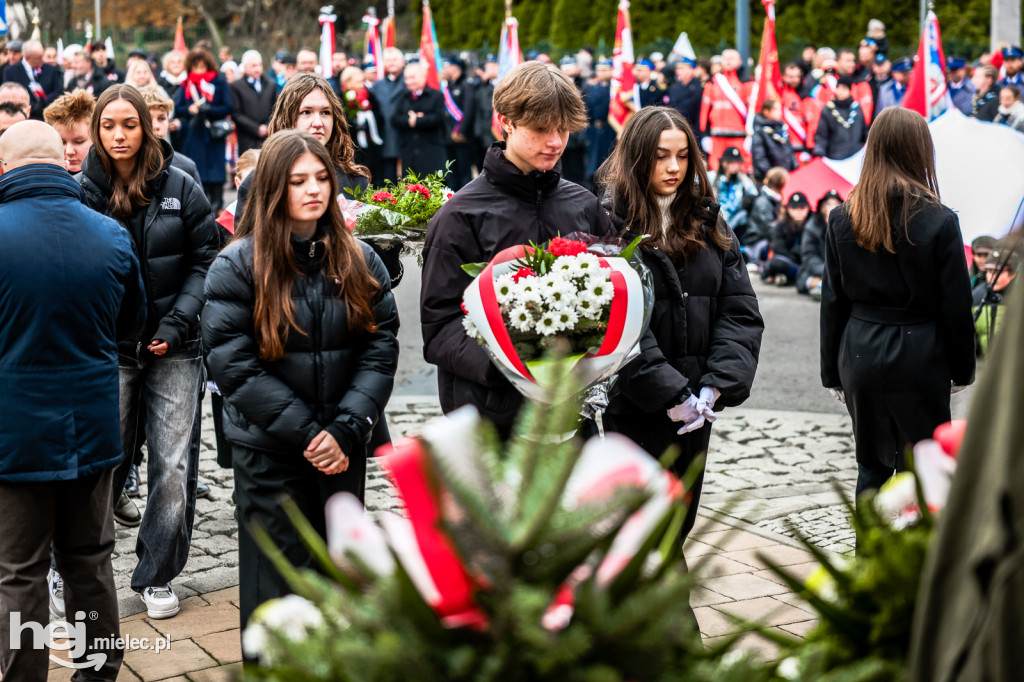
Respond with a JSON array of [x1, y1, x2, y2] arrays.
[[318, 9, 337, 78], [462, 245, 646, 402]]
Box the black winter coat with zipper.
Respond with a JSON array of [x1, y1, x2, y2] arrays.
[[78, 140, 220, 357], [603, 197, 764, 458], [201, 232, 399, 457], [420, 142, 616, 433]]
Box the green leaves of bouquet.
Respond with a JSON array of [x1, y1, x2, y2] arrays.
[[240, 369, 744, 682], [345, 162, 454, 236]]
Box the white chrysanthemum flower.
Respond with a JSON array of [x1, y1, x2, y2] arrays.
[[585, 276, 614, 305], [508, 305, 534, 333], [516, 282, 542, 305], [544, 284, 576, 310], [537, 311, 561, 335], [573, 253, 601, 271], [494, 274, 516, 305], [555, 308, 579, 331], [241, 623, 271, 660], [462, 315, 481, 339], [256, 595, 323, 642], [574, 295, 604, 319]]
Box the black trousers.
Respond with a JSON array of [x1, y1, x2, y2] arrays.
[[846, 389, 949, 498], [233, 445, 367, 633], [381, 158, 399, 184], [0, 470, 123, 681]]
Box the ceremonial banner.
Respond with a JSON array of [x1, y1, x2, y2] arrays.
[[382, 14, 396, 49], [173, 17, 187, 53], [363, 13, 384, 80], [491, 15, 522, 139], [746, 0, 782, 138], [903, 10, 950, 121], [609, 0, 639, 134], [319, 7, 337, 78], [420, 3, 462, 125]]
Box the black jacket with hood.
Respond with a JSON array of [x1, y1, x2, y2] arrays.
[[421, 142, 616, 433], [78, 139, 220, 357]]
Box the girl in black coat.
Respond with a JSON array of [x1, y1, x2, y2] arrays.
[[762, 192, 811, 286], [598, 107, 764, 539], [796, 189, 843, 296], [78, 85, 220, 618], [820, 107, 976, 497], [202, 131, 399, 632], [750, 99, 798, 183]]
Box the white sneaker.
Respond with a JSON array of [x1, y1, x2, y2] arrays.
[[140, 584, 180, 619], [48, 569, 65, 620]]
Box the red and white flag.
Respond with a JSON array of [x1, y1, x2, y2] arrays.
[[903, 10, 951, 121], [318, 8, 337, 78], [491, 15, 522, 140], [746, 0, 784, 138], [609, 0, 639, 134], [363, 13, 384, 81]]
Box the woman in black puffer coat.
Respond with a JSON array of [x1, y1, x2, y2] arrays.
[[598, 107, 764, 539], [78, 85, 220, 616], [202, 131, 399, 633]]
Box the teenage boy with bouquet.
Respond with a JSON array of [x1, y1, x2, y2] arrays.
[[421, 62, 617, 437]]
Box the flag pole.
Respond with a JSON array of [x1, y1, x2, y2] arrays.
[[505, 0, 512, 19]]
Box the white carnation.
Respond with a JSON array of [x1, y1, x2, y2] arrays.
[[462, 314, 481, 339]]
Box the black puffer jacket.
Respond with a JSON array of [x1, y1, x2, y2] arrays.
[[79, 140, 220, 356], [750, 115, 797, 181], [797, 214, 827, 293], [202, 232, 399, 457], [421, 142, 616, 433], [604, 198, 764, 454]]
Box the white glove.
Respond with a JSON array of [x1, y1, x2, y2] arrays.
[[951, 383, 968, 394], [667, 395, 702, 424], [699, 387, 721, 411], [827, 387, 845, 404]]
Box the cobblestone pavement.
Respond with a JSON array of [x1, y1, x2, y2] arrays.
[[112, 396, 856, 616]]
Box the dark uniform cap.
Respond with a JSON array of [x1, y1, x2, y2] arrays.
[[596, 57, 613, 69], [787, 192, 810, 208], [279, 53, 297, 66], [874, 53, 889, 65], [128, 48, 149, 60], [971, 235, 997, 253], [636, 58, 654, 70], [947, 55, 967, 70], [1002, 46, 1024, 60], [836, 74, 856, 88], [818, 189, 843, 207], [720, 146, 743, 163], [892, 57, 914, 73], [986, 248, 1021, 272], [559, 55, 577, 68]]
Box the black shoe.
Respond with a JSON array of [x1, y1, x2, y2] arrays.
[[124, 465, 140, 497], [196, 480, 211, 499], [114, 491, 142, 527]]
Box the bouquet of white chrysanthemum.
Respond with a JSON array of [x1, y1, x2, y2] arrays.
[[461, 234, 653, 403]]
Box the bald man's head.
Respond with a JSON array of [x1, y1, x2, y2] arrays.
[[0, 120, 66, 173]]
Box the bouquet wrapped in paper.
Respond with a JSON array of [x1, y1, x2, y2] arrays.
[[341, 166, 453, 251], [461, 233, 654, 403]]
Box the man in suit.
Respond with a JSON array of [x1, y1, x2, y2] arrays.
[[667, 57, 702, 131], [390, 62, 447, 177], [372, 47, 407, 183], [68, 49, 114, 97], [229, 50, 277, 155], [442, 57, 476, 190], [2, 41, 63, 121]]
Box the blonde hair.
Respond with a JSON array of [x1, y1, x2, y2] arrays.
[[235, 148, 259, 184], [136, 85, 174, 114], [125, 60, 156, 87], [492, 61, 587, 136], [44, 88, 96, 128]]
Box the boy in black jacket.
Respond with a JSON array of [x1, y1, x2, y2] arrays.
[[421, 62, 616, 437]]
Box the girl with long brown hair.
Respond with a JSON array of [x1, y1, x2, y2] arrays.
[[202, 130, 399, 633], [820, 106, 976, 497], [598, 106, 764, 540], [77, 84, 220, 619]]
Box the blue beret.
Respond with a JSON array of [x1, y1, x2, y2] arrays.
[[636, 58, 655, 70], [946, 56, 967, 69], [597, 57, 613, 68], [1003, 46, 1024, 59], [676, 57, 697, 67], [874, 52, 888, 65]]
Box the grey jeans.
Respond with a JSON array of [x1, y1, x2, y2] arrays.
[[115, 339, 203, 591], [0, 469, 123, 681]]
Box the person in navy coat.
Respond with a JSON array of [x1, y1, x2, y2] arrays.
[[174, 47, 233, 213], [1, 40, 64, 120]]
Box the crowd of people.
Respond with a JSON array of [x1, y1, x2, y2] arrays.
[[0, 18, 1019, 681]]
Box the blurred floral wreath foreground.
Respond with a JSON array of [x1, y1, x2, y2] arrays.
[[234, 343, 989, 682]]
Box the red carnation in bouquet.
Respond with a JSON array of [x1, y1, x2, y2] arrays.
[[548, 237, 589, 257], [405, 183, 431, 200], [371, 190, 398, 205]]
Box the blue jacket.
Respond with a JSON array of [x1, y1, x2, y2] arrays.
[[0, 165, 146, 482], [174, 73, 233, 183]]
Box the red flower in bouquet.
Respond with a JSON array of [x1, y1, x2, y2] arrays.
[[405, 183, 432, 200], [371, 190, 398, 205], [548, 237, 589, 258], [512, 267, 535, 282]]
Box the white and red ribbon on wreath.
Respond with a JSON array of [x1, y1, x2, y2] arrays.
[[462, 245, 645, 402], [318, 7, 337, 78]]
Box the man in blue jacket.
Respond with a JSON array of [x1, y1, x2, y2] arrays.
[[0, 121, 145, 681]]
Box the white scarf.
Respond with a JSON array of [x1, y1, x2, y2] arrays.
[[656, 193, 674, 236]]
